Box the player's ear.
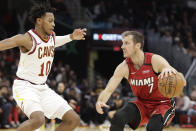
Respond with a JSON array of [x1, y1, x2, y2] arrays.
[[135, 43, 141, 49], [36, 18, 42, 25]]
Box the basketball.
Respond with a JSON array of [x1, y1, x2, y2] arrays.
[[158, 72, 184, 98]]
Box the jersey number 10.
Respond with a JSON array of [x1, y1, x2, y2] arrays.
[[38, 61, 51, 76]]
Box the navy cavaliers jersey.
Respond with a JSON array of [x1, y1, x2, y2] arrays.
[[126, 53, 170, 103]]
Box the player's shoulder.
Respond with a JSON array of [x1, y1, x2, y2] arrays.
[[115, 60, 129, 78], [16, 33, 33, 49], [24, 32, 33, 41], [117, 60, 128, 69], [151, 54, 163, 62]]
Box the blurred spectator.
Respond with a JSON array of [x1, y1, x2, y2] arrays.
[[8, 88, 19, 128], [172, 92, 193, 125], [56, 82, 78, 110], [173, 88, 196, 127], [93, 0, 107, 22], [66, 82, 81, 101], [162, 31, 173, 45], [0, 86, 12, 128], [190, 86, 196, 101], [56, 82, 69, 100], [52, 0, 73, 25], [93, 77, 105, 93], [155, 10, 170, 31], [107, 89, 127, 120], [176, 92, 195, 112], [80, 86, 94, 125], [188, 42, 196, 58], [173, 37, 187, 54]]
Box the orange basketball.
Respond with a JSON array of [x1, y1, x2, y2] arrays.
[[158, 72, 184, 98]]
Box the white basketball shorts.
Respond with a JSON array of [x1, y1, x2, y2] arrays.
[[12, 79, 72, 119]]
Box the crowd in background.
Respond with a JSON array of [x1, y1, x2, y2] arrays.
[[0, 0, 196, 129], [82, 0, 196, 57]]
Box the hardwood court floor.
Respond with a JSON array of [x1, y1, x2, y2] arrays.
[[0, 126, 196, 131]]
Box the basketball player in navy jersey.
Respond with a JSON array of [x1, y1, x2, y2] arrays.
[[0, 2, 86, 131], [96, 31, 186, 131]]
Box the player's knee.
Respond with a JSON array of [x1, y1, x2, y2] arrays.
[[62, 111, 80, 127], [111, 111, 126, 127], [146, 114, 164, 131], [30, 112, 45, 129], [31, 116, 45, 129], [33, 116, 45, 128], [71, 113, 80, 127]]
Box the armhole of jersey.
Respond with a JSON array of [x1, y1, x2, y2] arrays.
[[26, 32, 37, 55], [152, 67, 160, 76], [150, 54, 160, 76], [125, 58, 132, 79], [143, 53, 160, 76]]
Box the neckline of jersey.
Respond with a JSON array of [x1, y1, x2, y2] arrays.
[[31, 29, 50, 43], [131, 53, 146, 72]]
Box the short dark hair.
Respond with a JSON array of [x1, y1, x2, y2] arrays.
[[28, 2, 56, 25], [121, 31, 144, 49]]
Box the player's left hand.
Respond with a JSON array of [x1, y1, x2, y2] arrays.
[[158, 67, 177, 79], [96, 101, 110, 114], [71, 28, 87, 40]]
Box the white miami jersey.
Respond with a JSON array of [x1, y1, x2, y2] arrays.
[[16, 29, 55, 84]]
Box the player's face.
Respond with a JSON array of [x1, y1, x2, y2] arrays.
[[121, 35, 137, 58], [41, 12, 55, 35]]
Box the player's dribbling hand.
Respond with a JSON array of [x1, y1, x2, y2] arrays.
[[96, 101, 110, 114], [71, 28, 87, 40], [158, 67, 177, 79]]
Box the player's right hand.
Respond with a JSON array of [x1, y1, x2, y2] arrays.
[[158, 67, 176, 79], [96, 101, 109, 114]]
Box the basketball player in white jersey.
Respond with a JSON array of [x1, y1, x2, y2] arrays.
[[0, 2, 86, 131]]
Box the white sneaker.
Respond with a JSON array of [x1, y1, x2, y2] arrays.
[[80, 120, 88, 126], [15, 121, 20, 127], [89, 121, 95, 128], [10, 121, 17, 128], [99, 120, 111, 128]]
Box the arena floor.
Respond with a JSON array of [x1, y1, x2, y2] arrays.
[[0, 126, 196, 131]]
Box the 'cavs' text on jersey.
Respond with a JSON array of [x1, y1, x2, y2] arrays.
[[38, 46, 54, 59]]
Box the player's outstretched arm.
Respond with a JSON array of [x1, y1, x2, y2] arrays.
[[152, 54, 186, 86], [55, 28, 87, 47], [0, 34, 32, 51], [96, 60, 128, 114]]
